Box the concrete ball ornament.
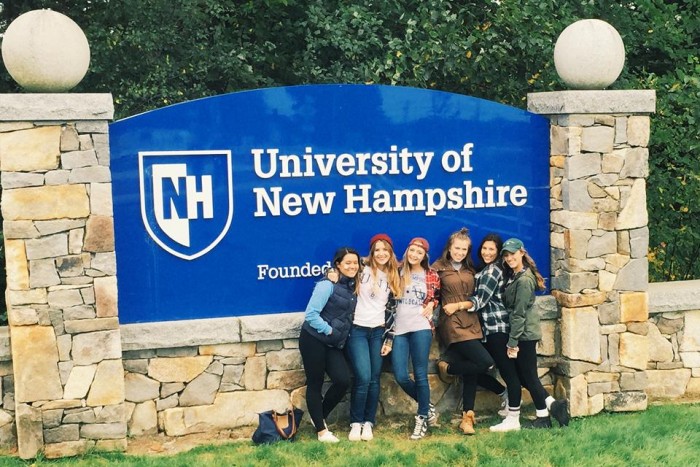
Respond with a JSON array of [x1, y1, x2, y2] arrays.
[[554, 19, 625, 90], [1, 9, 90, 92]]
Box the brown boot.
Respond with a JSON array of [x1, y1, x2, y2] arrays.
[[437, 360, 456, 384], [459, 410, 476, 435]]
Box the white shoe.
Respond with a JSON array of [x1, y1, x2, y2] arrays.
[[498, 392, 508, 417], [427, 403, 439, 427], [410, 415, 428, 440], [348, 423, 362, 441], [318, 430, 340, 443], [489, 414, 521, 432], [360, 422, 374, 441]]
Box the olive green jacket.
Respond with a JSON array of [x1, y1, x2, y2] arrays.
[[502, 268, 541, 348]]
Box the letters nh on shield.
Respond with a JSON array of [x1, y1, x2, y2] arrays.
[[139, 150, 233, 260]]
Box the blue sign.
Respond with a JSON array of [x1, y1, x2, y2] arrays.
[[110, 84, 550, 324]]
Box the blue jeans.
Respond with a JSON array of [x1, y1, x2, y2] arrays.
[[391, 329, 432, 417], [345, 325, 384, 424]]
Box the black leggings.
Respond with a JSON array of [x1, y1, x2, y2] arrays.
[[483, 332, 523, 408], [299, 329, 351, 432], [514, 340, 549, 410], [446, 339, 504, 411]]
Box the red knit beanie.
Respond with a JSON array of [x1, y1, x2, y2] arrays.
[[370, 233, 393, 249]]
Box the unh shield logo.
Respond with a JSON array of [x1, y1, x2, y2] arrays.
[[139, 150, 233, 260]]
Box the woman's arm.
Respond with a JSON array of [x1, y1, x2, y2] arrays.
[[381, 293, 397, 354], [304, 280, 334, 335], [470, 265, 502, 311], [507, 276, 536, 348]]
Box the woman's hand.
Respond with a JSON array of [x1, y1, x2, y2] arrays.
[[507, 346, 519, 359], [421, 302, 434, 318], [326, 268, 339, 283], [443, 303, 459, 316], [380, 344, 392, 356]]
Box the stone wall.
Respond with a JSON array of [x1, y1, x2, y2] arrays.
[[0, 95, 126, 458]]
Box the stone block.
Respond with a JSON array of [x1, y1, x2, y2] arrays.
[[619, 371, 646, 391], [686, 378, 700, 395], [558, 272, 599, 294], [148, 356, 213, 383], [619, 333, 648, 370], [61, 149, 98, 169], [16, 403, 43, 460], [5, 239, 29, 289], [44, 424, 79, 444], [179, 372, 221, 407], [63, 364, 97, 399], [129, 401, 158, 436], [603, 150, 624, 172], [627, 116, 650, 146], [680, 310, 700, 351], [125, 373, 160, 403], [80, 422, 126, 440], [561, 307, 601, 363], [604, 391, 647, 412], [589, 393, 605, 415], [647, 324, 673, 362], [0, 125, 60, 171], [121, 318, 240, 351], [266, 349, 303, 371], [94, 276, 118, 318], [588, 231, 617, 257], [86, 360, 125, 406], [568, 374, 589, 417], [256, 340, 284, 353], [84, 215, 115, 252], [95, 404, 125, 423], [161, 382, 185, 398], [42, 409, 63, 429], [680, 352, 700, 368], [615, 179, 647, 230], [629, 227, 649, 259], [161, 390, 290, 436], [69, 166, 111, 183], [94, 438, 127, 453], [267, 370, 306, 390], [244, 356, 267, 391], [60, 125, 80, 151], [3, 185, 90, 221], [581, 126, 614, 153], [72, 330, 122, 365], [562, 179, 593, 210], [198, 342, 256, 357], [620, 292, 648, 322], [240, 313, 304, 342], [62, 408, 96, 424], [603, 253, 630, 273], [65, 317, 119, 334], [565, 229, 592, 260], [537, 320, 556, 357], [43, 440, 90, 459], [613, 259, 648, 292], [646, 369, 691, 398], [588, 382, 612, 397], [619, 147, 649, 179], [90, 183, 114, 216], [551, 211, 599, 230], [11, 325, 63, 403], [598, 270, 616, 292]]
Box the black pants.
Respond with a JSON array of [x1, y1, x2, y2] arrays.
[[483, 332, 523, 408], [446, 339, 504, 411], [299, 329, 351, 432], [514, 340, 549, 410]]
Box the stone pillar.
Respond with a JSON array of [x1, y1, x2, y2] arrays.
[[0, 94, 126, 458], [528, 90, 656, 417]]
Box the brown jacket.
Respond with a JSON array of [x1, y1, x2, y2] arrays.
[[432, 258, 483, 346]]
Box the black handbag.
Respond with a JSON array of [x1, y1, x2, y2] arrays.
[[252, 407, 304, 444]]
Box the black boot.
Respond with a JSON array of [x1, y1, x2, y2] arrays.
[[529, 416, 552, 429], [550, 399, 570, 427]]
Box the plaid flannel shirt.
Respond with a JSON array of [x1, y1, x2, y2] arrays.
[[383, 268, 440, 349], [472, 262, 509, 336]]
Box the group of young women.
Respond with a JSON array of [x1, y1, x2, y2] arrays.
[[298, 229, 570, 442]]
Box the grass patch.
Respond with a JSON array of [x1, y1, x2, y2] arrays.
[[0, 403, 697, 466]]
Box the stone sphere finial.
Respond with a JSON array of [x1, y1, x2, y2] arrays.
[[554, 19, 625, 90], [1, 9, 90, 92]]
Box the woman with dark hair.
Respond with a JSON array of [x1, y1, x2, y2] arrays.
[[490, 237, 570, 431], [381, 237, 440, 440], [461, 233, 525, 431], [299, 246, 361, 442], [432, 228, 506, 435]]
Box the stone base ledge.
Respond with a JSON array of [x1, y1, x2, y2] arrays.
[[527, 90, 656, 115], [0, 94, 114, 121], [648, 280, 700, 314]]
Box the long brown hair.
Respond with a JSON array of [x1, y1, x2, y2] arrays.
[[366, 239, 402, 297], [333, 246, 362, 294], [502, 247, 546, 291], [399, 243, 430, 288], [437, 227, 476, 274]]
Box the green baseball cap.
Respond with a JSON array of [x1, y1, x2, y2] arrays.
[[501, 238, 524, 254]]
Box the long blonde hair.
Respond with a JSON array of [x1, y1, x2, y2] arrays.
[[367, 240, 402, 298]]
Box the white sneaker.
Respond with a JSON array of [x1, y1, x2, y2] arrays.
[[498, 393, 508, 417], [360, 422, 374, 441], [489, 414, 521, 432], [318, 430, 340, 443], [427, 403, 439, 427], [348, 423, 362, 441], [410, 415, 428, 440]]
